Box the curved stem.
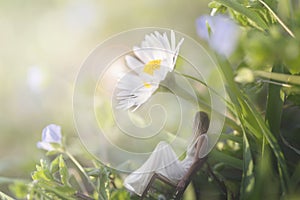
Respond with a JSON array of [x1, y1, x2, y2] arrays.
[[174, 71, 242, 132], [65, 151, 107, 200], [74, 192, 94, 200], [65, 151, 95, 190]]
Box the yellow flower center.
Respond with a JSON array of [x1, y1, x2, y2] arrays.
[[143, 82, 152, 88], [143, 59, 161, 75]]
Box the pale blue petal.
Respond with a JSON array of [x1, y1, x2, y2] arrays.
[[196, 15, 240, 57], [37, 124, 62, 151], [42, 124, 62, 143], [37, 141, 54, 151]]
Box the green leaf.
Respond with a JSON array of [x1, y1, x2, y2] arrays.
[[220, 133, 243, 144], [32, 162, 52, 182], [111, 189, 130, 200], [215, 0, 269, 30], [56, 185, 76, 196], [210, 150, 243, 170], [9, 182, 28, 199], [243, 98, 289, 192], [86, 168, 101, 177], [258, 0, 295, 38], [240, 132, 255, 199], [265, 63, 284, 138], [93, 166, 111, 200], [37, 181, 75, 200], [46, 150, 61, 156], [238, 98, 263, 139], [285, 86, 300, 106], [49, 142, 62, 150], [59, 155, 70, 186], [50, 156, 60, 174], [215, 54, 289, 195], [289, 162, 300, 193], [250, 149, 280, 199]]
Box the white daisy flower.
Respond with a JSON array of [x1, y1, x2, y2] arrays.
[[125, 30, 184, 82], [116, 30, 184, 111]]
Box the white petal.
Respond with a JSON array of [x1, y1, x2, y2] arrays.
[[147, 33, 164, 49], [125, 55, 144, 73], [37, 141, 54, 151], [133, 46, 151, 63], [170, 30, 176, 51], [155, 31, 171, 51], [117, 101, 135, 110], [142, 37, 163, 60], [140, 41, 157, 60], [117, 90, 132, 97], [151, 33, 171, 59], [176, 37, 184, 51], [154, 60, 170, 80], [172, 38, 184, 66], [117, 73, 141, 89]]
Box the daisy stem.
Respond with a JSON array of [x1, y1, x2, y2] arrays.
[[173, 71, 241, 131]]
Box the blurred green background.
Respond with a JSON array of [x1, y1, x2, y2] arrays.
[[0, 0, 210, 193]]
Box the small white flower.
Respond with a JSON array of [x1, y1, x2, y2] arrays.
[[37, 124, 62, 151], [117, 30, 184, 111]]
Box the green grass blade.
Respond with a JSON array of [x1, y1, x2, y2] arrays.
[[265, 64, 284, 138], [258, 0, 295, 37], [215, 55, 289, 195], [242, 97, 289, 194], [220, 132, 243, 144], [240, 131, 255, 199], [210, 150, 243, 170], [215, 0, 269, 30]]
